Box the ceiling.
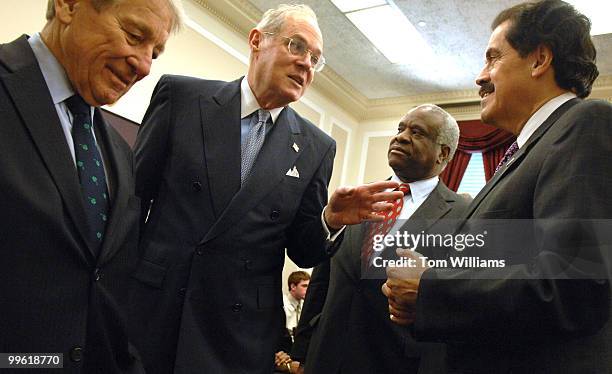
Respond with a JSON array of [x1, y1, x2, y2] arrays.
[[197, 0, 612, 117], [248, 0, 612, 98]]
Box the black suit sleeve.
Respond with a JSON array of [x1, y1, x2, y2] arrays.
[[133, 75, 173, 225], [291, 259, 331, 362], [415, 101, 612, 343]]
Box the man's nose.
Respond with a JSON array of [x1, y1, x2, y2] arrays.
[[127, 51, 153, 80]]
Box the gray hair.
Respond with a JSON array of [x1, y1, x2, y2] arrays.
[[45, 0, 184, 34], [415, 104, 460, 164], [256, 4, 320, 34]]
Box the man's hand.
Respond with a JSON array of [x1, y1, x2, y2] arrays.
[[274, 351, 292, 372], [290, 361, 303, 374], [381, 249, 429, 326], [273, 351, 302, 373], [324, 181, 403, 230]]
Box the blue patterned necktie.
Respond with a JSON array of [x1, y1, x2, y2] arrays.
[[241, 109, 270, 184], [65, 94, 109, 253], [494, 141, 519, 174]]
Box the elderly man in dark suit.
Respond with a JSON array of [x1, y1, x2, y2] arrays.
[[0, 0, 181, 373], [287, 104, 471, 374], [131, 3, 401, 374], [383, 1, 612, 373]]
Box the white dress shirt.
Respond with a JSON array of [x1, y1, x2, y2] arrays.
[[240, 76, 283, 124], [283, 293, 303, 332], [27, 33, 98, 166], [516, 92, 577, 149]]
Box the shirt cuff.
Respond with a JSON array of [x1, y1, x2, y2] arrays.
[[321, 205, 346, 242]]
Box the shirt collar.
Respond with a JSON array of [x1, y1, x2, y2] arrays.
[[391, 174, 439, 204], [240, 76, 283, 124], [516, 92, 577, 148], [286, 293, 300, 308], [27, 33, 75, 105]]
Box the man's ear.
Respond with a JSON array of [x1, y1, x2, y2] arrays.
[[54, 0, 79, 24], [248, 28, 263, 53], [531, 44, 554, 78], [438, 145, 450, 165]]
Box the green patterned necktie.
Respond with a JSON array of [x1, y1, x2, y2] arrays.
[[65, 94, 109, 254]]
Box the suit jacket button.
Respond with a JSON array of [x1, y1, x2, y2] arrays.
[[192, 181, 202, 191], [70, 346, 83, 362], [195, 247, 203, 256], [231, 303, 243, 312], [243, 259, 252, 270], [93, 268, 102, 282], [270, 210, 280, 220], [178, 287, 187, 297]]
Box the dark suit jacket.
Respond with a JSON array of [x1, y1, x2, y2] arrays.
[[0, 36, 142, 374], [131, 75, 337, 373], [415, 99, 612, 373], [294, 182, 471, 374]]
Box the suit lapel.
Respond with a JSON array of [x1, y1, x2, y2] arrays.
[[200, 107, 304, 244], [93, 110, 130, 264], [199, 79, 242, 219], [402, 182, 454, 232], [459, 98, 581, 222], [240, 107, 302, 202], [0, 36, 94, 262]]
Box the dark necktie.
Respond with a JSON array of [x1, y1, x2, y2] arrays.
[[241, 109, 270, 184], [65, 95, 109, 253], [495, 141, 519, 174], [295, 301, 301, 326], [361, 183, 411, 267]]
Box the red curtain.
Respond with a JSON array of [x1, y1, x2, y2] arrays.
[[440, 150, 471, 191], [483, 145, 509, 181], [440, 120, 515, 191]]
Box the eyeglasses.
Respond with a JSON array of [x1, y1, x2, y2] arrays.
[[263, 32, 326, 72]]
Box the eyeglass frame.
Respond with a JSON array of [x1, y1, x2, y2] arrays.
[[262, 31, 326, 72]]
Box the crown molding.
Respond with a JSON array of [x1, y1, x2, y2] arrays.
[[592, 75, 612, 103], [363, 88, 481, 120], [312, 68, 369, 118], [368, 88, 480, 107], [193, 0, 259, 35], [594, 74, 612, 87]]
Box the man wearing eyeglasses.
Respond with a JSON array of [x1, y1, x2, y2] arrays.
[[131, 4, 402, 374]]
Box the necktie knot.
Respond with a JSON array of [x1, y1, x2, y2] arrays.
[[257, 108, 271, 125], [495, 141, 519, 174], [65, 94, 90, 117], [398, 183, 410, 194]]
